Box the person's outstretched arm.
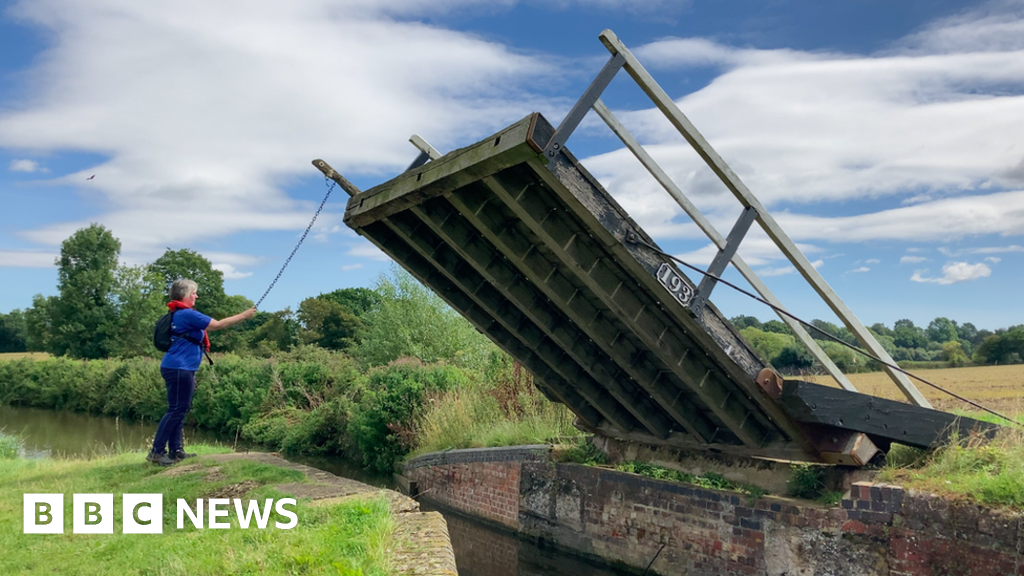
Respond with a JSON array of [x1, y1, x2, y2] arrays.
[[206, 307, 256, 332]]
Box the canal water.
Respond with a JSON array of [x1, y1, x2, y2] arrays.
[[0, 404, 630, 576]]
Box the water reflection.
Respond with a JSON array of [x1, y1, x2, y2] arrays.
[[424, 503, 633, 576]]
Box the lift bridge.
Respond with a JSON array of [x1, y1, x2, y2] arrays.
[[315, 30, 997, 466]]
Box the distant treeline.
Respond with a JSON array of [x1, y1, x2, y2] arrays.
[[0, 224, 495, 368], [729, 314, 1024, 373]]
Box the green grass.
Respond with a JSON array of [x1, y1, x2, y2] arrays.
[[0, 445, 394, 575], [0, 430, 22, 459], [409, 375, 583, 457], [878, 420, 1024, 509]]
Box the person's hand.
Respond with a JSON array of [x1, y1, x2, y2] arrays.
[[242, 307, 257, 320]]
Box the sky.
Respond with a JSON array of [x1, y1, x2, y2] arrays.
[[1, 0, 1023, 330]]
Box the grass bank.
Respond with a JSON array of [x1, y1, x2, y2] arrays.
[[0, 444, 394, 576]]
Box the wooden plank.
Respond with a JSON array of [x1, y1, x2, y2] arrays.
[[402, 197, 683, 439], [576, 421, 820, 463], [359, 221, 606, 430], [598, 29, 930, 408], [379, 210, 653, 436], [446, 179, 735, 445], [344, 115, 541, 229], [778, 380, 999, 449]]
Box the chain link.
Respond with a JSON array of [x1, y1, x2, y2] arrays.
[[254, 178, 337, 309]]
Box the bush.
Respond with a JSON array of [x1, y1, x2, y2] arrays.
[[349, 361, 468, 473]]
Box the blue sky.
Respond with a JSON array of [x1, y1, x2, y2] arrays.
[[1, 0, 1023, 330]]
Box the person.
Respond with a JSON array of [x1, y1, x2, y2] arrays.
[[147, 279, 256, 466]]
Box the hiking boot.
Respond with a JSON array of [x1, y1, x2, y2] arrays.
[[171, 450, 197, 462], [146, 450, 175, 467]]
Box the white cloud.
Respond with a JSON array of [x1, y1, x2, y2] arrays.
[[810, 259, 824, 269], [910, 261, 992, 284], [9, 159, 42, 172], [865, 259, 880, 264], [0, 0, 557, 262], [900, 255, 928, 264], [985, 256, 1002, 263], [846, 266, 870, 274], [341, 264, 363, 271], [211, 263, 253, 280], [0, 251, 56, 267], [583, 1, 1024, 247], [347, 241, 391, 262], [756, 265, 795, 277]]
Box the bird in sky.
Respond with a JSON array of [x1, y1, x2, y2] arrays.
[[86, 174, 95, 180]]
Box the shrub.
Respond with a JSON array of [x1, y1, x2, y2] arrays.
[[349, 361, 468, 473]]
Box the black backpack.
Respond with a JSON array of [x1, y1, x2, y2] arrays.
[[154, 310, 212, 364]]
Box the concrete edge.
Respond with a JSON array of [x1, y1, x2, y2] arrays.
[[404, 445, 551, 471]]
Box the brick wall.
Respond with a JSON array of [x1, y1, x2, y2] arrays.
[[404, 448, 1024, 576]]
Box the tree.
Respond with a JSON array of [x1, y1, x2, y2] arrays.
[[893, 324, 928, 349], [761, 319, 792, 335], [353, 268, 496, 370], [926, 317, 959, 344], [102, 265, 166, 358], [870, 322, 893, 338], [729, 315, 762, 330], [956, 322, 978, 345], [739, 327, 795, 364], [49, 224, 121, 358], [298, 296, 362, 350], [0, 310, 28, 353], [941, 341, 969, 367], [319, 288, 380, 317], [773, 345, 814, 371], [149, 249, 230, 318]]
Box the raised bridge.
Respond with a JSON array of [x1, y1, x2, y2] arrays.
[[316, 31, 997, 466]]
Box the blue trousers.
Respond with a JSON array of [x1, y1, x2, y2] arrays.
[[152, 368, 196, 454]]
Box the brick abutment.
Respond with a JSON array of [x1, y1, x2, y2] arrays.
[[403, 447, 1024, 576]]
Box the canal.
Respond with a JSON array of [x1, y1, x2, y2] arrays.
[[0, 404, 630, 576]]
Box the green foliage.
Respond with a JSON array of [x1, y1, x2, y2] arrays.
[[773, 345, 814, 370], [615, 461, 767, 499], [941, 341, 969, 367], [0, 310, 28, 353], [739, 327, 795, 364], [974, 327, 1024, 365], [319, 287, 381, 317], [352, 267, 496, 370], [787, 464, 828, 500], [349, 361, 467, 473], [0, 449, 394, 576], [556, 437, 607, 465], [46, 224, 122, 359], [412, 354, 581, 456], [103, 265, 166, 358], [298, 297, 362, 350], [761, 319, 792, 335], [0, 431, 21, 459], [927, 317, 960, 344]]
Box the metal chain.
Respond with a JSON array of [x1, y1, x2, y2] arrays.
[[626, 234, 1022, 428], [254, 178, 337, 309]]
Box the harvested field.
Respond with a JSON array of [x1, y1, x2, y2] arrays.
[[805, 365, 1024, 417], [0, 352, 51, 361]]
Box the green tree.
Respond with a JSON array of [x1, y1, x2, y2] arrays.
[[319, 288, 380, 317], [739, 327, 795, 364], [761, 319, 792, 335], [729, 315, 762, 330], [102, 265, 166, 358], [773, 345, 814, 371], [0, 310, 28, 353], [149, 249, 230, 318], [297, 297, 362, 350], [870, 322, 893, 338], [893, 322, 928, 349], [941, 341, 969, 367], [956, 322, 978, 345], [24, 295, 56, 352], [926, 317, 959, 344], [353, 268, 496, 370], [48, 224, 121, 358]]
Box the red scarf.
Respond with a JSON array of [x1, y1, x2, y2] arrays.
[[168, 300, 211, 352]]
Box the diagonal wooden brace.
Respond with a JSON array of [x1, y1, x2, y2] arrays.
[[691, 206, 757, 316]]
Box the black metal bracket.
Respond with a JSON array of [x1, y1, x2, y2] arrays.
[[544, 52, 626, 157], [690, 206, 757, 315], [405, 150, 431, 172]]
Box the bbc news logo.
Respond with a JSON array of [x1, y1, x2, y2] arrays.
[[24, 494, 298, 534]]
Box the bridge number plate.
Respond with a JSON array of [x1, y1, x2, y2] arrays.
[[656, 263, 694, 306]]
